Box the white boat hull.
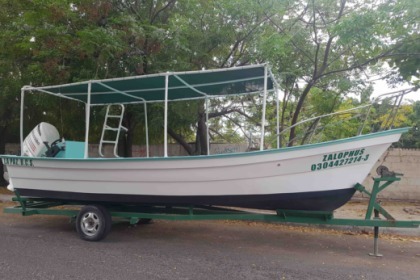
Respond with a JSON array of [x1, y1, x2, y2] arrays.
[[1, 128, 407, 211]]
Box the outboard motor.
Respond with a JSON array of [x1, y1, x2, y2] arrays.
[[5, 123, 64, 192], [22, 122, 64, 158]]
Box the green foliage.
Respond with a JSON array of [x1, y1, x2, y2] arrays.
[[396, 101, 420, 148], [0, 0, 418, 161]]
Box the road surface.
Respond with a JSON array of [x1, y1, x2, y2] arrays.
[[0, 202, 419, 279]]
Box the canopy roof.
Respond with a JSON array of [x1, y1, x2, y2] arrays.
[[24, 64, 274, 105]]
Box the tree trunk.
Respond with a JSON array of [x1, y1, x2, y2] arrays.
[[120, 111, 134, 157], [195, 102, 208, 155], [196, 113, 208, 155], [288, 81, 313, 146], [167, 127, 194, 155]]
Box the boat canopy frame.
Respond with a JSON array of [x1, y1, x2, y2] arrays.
[[19, 64, 279, 158]]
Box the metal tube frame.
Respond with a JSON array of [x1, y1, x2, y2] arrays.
[[206, 97, 210, 155], [260, 65, 268, 151], [20, 89, 25, 155], [275, 85, 280, 149], [144, 102, 149, 158], [164, 74, 169, 157], [84, 81, 92, 158]]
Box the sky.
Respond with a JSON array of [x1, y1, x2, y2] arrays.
[[372, 80, 419, 102]]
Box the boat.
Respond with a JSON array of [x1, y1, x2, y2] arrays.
[[0, 64, 410, 212]]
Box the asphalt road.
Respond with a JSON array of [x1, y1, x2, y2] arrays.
[[0, 204, 419, 280]]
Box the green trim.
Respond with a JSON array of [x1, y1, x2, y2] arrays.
[[0, 127, 409, 163]]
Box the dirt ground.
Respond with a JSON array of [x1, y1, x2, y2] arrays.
[[0, 187, 11, 195], [336, 199, 420, 220], [1, 200, 420, 280]]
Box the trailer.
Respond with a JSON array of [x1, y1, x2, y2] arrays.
[[3, 174, 419, 257]]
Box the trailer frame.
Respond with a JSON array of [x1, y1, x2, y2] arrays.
[[3, 175, 419, 255]]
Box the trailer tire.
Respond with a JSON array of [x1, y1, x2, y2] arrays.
[[95, 204, 112, 236], [76, 205, 111, 241]]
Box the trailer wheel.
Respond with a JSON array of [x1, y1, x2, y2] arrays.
[[95, 205, 112, 236], [76, 205, 111, 241]]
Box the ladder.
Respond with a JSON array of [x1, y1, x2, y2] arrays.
[[99, 104, 128, 157]]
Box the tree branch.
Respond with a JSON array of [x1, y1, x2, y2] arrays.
[[208, 107, 260, 126], [262, 7, 316, 64], [167, 127, 194, 155], [319, 44, 402, 79], [317, 0, 345, 77], [150, 0, 177, 24], [220, 13, 275, 68]]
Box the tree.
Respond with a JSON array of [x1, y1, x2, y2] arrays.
[[144, 0, 278, 155], [257, 0, 419, 145], [397, 101, 420, 148], [1, 0, 419, 181], [0, 0, 37, 185], [386, 0, 419, 86]]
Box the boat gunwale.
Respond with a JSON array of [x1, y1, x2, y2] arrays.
[[0, 127, 409, 162]]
